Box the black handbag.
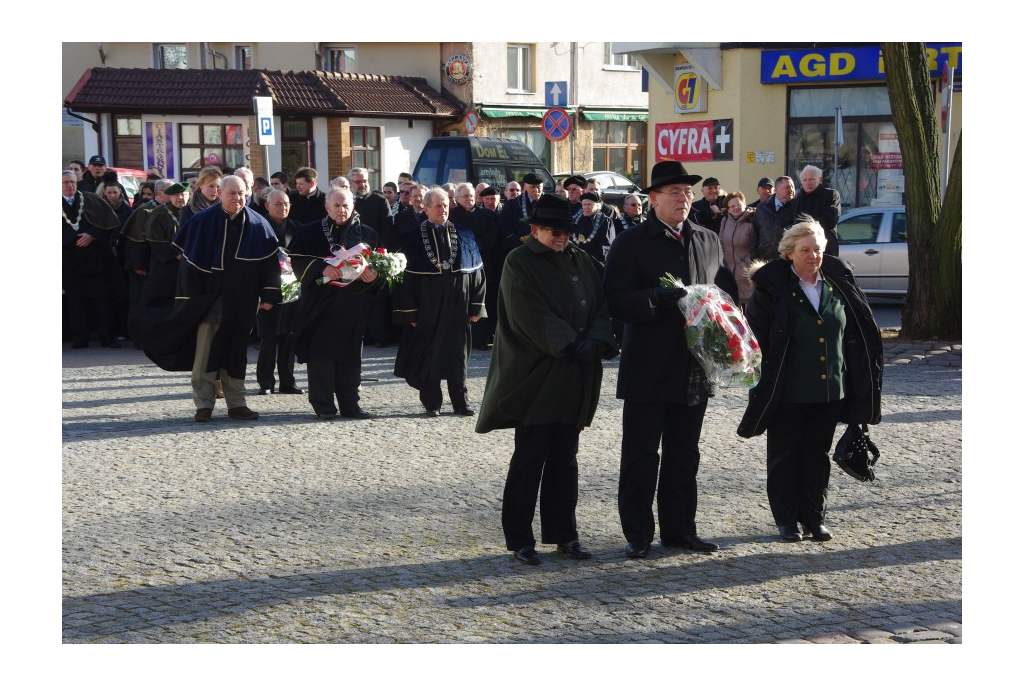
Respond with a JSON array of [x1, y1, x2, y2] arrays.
[[833, 423, 880, 482]]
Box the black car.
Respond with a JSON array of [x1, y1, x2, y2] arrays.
[[554, 171, 648, 213]]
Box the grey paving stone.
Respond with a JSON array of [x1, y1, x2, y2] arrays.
[[62, 342, 962, 644]]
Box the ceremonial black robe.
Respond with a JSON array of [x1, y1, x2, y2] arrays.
[[393, 220, 486, 389], [288, 215, 381, 363], [134, 205, 279, 377], [142, 202, 183, 308]]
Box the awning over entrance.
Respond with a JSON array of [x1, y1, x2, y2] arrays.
[[581, 110, 648, 122], [481, 106, 577, 118]]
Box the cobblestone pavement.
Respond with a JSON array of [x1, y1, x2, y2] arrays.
[[62, 339, 961, 644]]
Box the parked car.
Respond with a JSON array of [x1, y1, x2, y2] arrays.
[[413, 136, 555, 193], [553, 171, 649, 213], [110, 167, 148, 206], [836, 205, 908, 297]]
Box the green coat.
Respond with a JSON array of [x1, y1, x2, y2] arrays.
[[475, 237, 617, 433]]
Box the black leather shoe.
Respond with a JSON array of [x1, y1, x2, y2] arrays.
[[672, 534, 719, 552], [802, 523, 833, 541], [316, 412, 337, 420], [778, 524, 803, 542], [515, 547, 540, 565], [625, 540, 650, 558], [424, 408, 441, 417], [257, 387, 274, 395], [341, 407, 372, 420], [278, 386, 304, 394], [453, 407, 476, 417], [557, 541, 592, 559]]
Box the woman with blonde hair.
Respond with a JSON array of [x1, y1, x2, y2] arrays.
[[738, 221, 882, 543], [179, 166, 223, 225]]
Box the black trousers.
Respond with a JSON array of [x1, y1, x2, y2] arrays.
[[765, 401, 842, 528], [502, 423, 581, 551], [306, 357, 361, 415], [419, 379, 469, 412], [618, 399, 708, 544], [256, 333, 297, 391], [67, 293, 115, 346]]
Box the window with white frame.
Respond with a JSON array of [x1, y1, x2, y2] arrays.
[[507, 44, 533, 92], [325, 47, 356, 73], [604, 43, 638, 69], [154, 44, 188, 69], [235, 46, 253, 69]]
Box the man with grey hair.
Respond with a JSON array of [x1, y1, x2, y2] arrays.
[[451, 182, 498, 350], [234, 167, 258, 209], [289, 187, 381, 419], [791, 164, 842, 256], [349, 166, 392, 237], [393, 186, 486, 417], [255, 188, 303, 395], [163, 175, 281, 422]]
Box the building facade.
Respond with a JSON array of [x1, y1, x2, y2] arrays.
[[63, 42, 650, 188], [614, 42, 963, 208]]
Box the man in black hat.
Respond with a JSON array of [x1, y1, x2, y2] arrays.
[[603, 160, 738, 559], [562, 175, 588, 216], [496, 173, 544, 258], [78, 155, 109, 194], [690, 177, 727, 234], [748, 177, 775, 209], [479, 186, 502, 214], [476, 193, 617, 565]]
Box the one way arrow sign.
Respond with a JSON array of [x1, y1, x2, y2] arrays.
[[545, 81, 567, 108]]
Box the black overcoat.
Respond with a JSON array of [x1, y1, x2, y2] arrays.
[[603, 214, 738, 404]]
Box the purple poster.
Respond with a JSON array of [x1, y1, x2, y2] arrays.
[[146, 122, 176, 179]]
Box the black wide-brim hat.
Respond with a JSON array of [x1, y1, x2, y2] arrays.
[[520, 193, 573, 232], [641, 160, 702, 194]]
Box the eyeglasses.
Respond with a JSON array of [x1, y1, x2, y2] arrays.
[[400, 190, 410, 195], [540, 228, 569, 238]]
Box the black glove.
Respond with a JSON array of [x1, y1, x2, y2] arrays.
[[571, 337, 601, 363], [655, 286, 688, 308]]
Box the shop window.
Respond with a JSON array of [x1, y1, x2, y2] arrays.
[[181, 123, 246, 170], [787, 86, 903, 208], [592, 121, 646, 185], [325, 47, 356, 73], [507, 44, 533, 93], [154, 44, 188, 69], [351, 126, 381, 189], [603, 43, 638, 69], [235, 46, 253, 70]]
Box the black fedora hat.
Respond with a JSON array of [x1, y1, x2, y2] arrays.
[[641, 161, 702, 194], [520, 193, 573, 232]]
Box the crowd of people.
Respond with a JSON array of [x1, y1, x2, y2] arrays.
[[62, 154, 880, 561]]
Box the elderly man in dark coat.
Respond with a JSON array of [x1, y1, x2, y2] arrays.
[[603, 160, 738, 559], [63, 170, 121, 348], [752, 175, 797, 260], [288, 188, 381, 419], [393, 187, 486, 417], [791, 165, 842, 256], [172, 175, 281, 422], [254, 189, 304, 396], [477, 194, 617, 565]]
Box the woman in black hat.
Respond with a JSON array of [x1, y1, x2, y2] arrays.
[[477, 193, 618, 565]]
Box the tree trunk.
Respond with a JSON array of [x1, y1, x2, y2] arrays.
[[882, 42, 962, 339]]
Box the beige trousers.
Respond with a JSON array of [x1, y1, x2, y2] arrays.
[[192, 321, 247, 409]]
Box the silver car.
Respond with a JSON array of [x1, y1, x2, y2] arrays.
[[837, 205, 908, 297]]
